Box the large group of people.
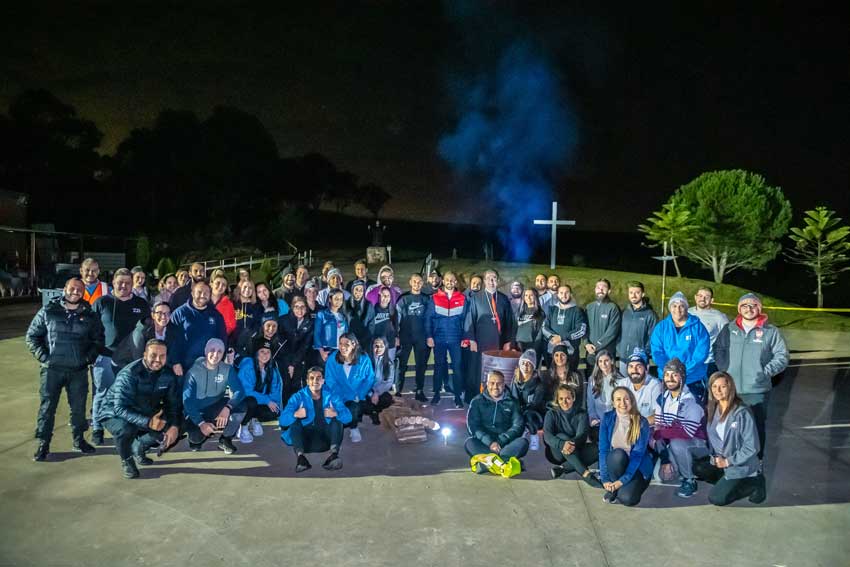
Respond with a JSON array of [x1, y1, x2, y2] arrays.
[[25, 257, 788, 506]]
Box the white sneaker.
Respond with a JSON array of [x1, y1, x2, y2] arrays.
[[349, 428, 362, 443], [529, 433, 540, 451], [238, 425, 253, 444], [250, 418, 263, 437]]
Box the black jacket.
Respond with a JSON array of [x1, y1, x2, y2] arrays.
[[279, 313, 314, 367], [509, 373, 548, 415], [396, 292, 430, 344], [26, 298, 104, 370], [543, 404, 590, 454], [99, 359, 181, 428], [466, 391, 525, 447]]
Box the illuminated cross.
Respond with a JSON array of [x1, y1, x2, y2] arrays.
[[533, 201, 575, 269]]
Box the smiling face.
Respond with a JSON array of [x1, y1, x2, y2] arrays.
[[256, 284, 270, 303], [552, 350, 568, 368], [144, 343, 167, 371], [113, 274, 133, 299], [133, 271, 146, 288], [597, 353, 614, 375], [557, 285, 571, 305], [151, 304, 171, 327], [164, 275, 178, 292], [283, 273, 296, 288], [211, 276, 228, 297], [523, 289, 537, 308], [330, 291, 344, 311], [557, 387, 575, 411], [263, 320, 278, 338], [205, 347, 224, 367], [486, 372, 505, 398], [410, 274, 423, 293], [257, 347, 271, 366], [443, 273, 457, 292], [628, 361, 646, 384], [547, 275, 560, 292], [239, 281, 255, 301], [594, 280, 609, 301], [534, 274, 547, 292], [695, 289, 713, 309], [373, 338, 386, 357], [379, 288, 391, 308], [192, 282, 211, 309], [355, 262, 367, 280], [612, 389, 633, 415], [338, 336, 356, 360], [628, 286, 644, 307], [291, 299, 307, 319], [352, 284, 365, 301], [670, 301, 687, 324], [176, 271, 190, 286], [64, 279, 85, 304], [190, 263, 205, 282], [711, 376, 732, 402], [307, 370, 324, 394], [80, 260, 100, 285], [663, 369, 683, 392]]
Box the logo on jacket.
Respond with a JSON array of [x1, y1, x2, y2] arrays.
[[132, 308, 142, 314], [214, 373, 225, 383], [209, 317, 215, 325]]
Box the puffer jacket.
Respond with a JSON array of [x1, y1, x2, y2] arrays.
[[26, 297, 104, 370], [98, 359, 181, 428], [466, 391, 525, 447]]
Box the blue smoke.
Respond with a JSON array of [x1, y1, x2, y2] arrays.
[[438, 42, 578, 261]]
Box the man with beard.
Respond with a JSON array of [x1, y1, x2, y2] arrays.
[[169, 262, 206, 309], [542, 285, 586, 373], [365, 265, 403, 307], [465, 370, 528, 468], [90, 268, 150, 445], [585, 278, 621, 372], [27, 277, 104, 461], [80, 257, 109, 305], [616, 349, 662, 422], [421, 268, 442, 297], [170, 281, 227, 374], [345, 260, 376, 294], [99, 340, 181, 478], [689, 286, 729, 376], [616, 281, 658, 376], [273, 266, 299, 306], [463, 270, 515, 403], [508, 280, 524, 316], [426, 271, 466, 408]]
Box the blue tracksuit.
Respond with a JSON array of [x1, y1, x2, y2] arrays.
[[323, 354, 375, 402], [279, 386, 352, 445], [237, 357, 282, 406]]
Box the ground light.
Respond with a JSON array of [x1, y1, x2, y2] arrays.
[[441, 427, 451, 446]]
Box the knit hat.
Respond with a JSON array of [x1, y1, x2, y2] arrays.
[[552, 342, 575, 357], [327, 268, 343, 281], [261, 312, 277, 324], [668, 291, 689, 310], [303, 281, 318, 291], [378, 265, 394, 277], [254, 338, 273, 352], [663, 357, 686, 378], [204, 338, 225, 354], [738, 292, 763, 312], [350, 279, 367, 291], [519, 349, 537, 369], [627, 347, 648, 366]]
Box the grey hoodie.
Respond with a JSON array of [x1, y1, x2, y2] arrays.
[[616, 301, 658, 361], [182, 357, 244, 425], [707, 402, 760, 479]]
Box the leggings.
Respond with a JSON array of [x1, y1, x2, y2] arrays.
[[544, 443, 598, 475], [605, 449, 650, 506], [693, 458, 766, 506], [241, 396, 281, 425]]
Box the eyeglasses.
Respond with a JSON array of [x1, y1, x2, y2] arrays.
[[740, 304, 759, 310], [153, 311, 170, 317]]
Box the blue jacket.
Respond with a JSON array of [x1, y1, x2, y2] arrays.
[[237, 357, 282, 407], [170, 302, 227, 369], [182, 357, 244, 425], [650, 314, 710, 384], [323, 354, 375, 402], [279, 386, 352, 445], [313, 308, 348, 350], [598, 410, 654, 485], [424, 288, 466, 344]]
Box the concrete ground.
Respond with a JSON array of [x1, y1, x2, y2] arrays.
[[1, 301, 849, 566]]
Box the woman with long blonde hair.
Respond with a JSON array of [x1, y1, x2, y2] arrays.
[[598, 386, 654, 506]]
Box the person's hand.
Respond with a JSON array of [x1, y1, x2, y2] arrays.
[[550, 335, 562, 345], [715, 457, 729, 469], [172, 363, 184, 377], [371, 393, 379, 405], [489, 441, 501, 453], [501, 342, 512, 351], [395, 337, 400, 348], [148, 409, 166, 431], [288, 365, 295, 377], [320, 349, 329, 361], [293, 403, 307, 419], [267, 401, 280, 413], [215, 406, 231, 429], [426, 338, 435, 348], [163, 425, 179, 447], [585, 344, 596, 354], [225, 349, 235, 365], [199, 422, 216, 437], [603, 481, 616, 492], [469, 340, 478, 353], [590, 418, 600, 427], [660, 463, 675, 479], [562, 441, 575, 455], [612, 480, 623, 490], [324, 402, 337, 419]]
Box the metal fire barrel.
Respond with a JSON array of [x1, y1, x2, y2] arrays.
[[481, 350, 521, 386]]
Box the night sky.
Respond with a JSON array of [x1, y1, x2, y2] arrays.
[[2, 2, 847, 230]]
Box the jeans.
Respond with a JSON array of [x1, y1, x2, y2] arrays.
[[184, 398, 246, 444], [344, 400, 363, 427], [288, 417, 343, 454], [35, 367, 89, 442], [465, 437, 530, 460], [398, 341, 431, 393], [606, 448, 650, 506], [91, 355, 116, 432], [544, 442, 598, 475], [433, 341, 463, 400], [241, 396, 281, 425], [103, 417, 163, 460]]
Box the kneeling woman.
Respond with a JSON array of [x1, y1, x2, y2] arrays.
[[598, 387, 654, 506], [693, 371, 766, 506], [364, 337, 396, 425], [323, 332, 375, 443], [279, 366, 351, 472], [236, 340, 283, 443], [544, 384, 603, 487]]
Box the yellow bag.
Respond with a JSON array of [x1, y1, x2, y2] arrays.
[[469, 453, 522, 478]]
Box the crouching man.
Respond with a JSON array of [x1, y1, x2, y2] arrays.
[[465, 370, 529, 472], [183, 338, 246, 454], [280, 366, 351, 473], [100, 339, 180, 479]]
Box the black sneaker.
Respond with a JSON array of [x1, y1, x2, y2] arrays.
[[90, 430, 104, 446], [295, 454, 311, 473], [550, 465, 565, 479], [474, 462, 488, 474], [217, 436, 237, 455], [430, 394, 441, 406], [415, 390, 427, 403], [72, 437, 96, 455], [322, 452, 343, 470], [749, 474, 767, 504], [121, 458, 140, 479], [370, 414, 381, 426], [188, 441, 203, 452], [602, 491, 617, 504], [454, 398, 464, 409], [133, 452, 154, 466], [33, 441, 50, 462]]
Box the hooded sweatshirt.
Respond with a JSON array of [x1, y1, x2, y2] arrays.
[[182, 357, 244, 425], [543, 403, 590, 454], [616, 301, 658, 361], [170, 301, 228, 369], [650, 313, 710, 384]]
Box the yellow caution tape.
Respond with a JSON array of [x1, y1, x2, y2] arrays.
[[661, 296, 850, 313]]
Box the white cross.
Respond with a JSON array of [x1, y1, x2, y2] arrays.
[[533, 201, 575, 269]]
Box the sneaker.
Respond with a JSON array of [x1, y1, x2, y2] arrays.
[[602, 491, 617, 504], [72, 437, 96, 454], [582, 472, 604, 489], [454, 398, 464, 409], [349, 428, 362, 443], [370, 414, 381, 426], [295, 454, 312, 473], [121, 458, 140, 479], [237, 425, 254, 444], [529, 434, 540, 451], [749, 474, 767, 504], [430, 394, 441, 406], [550, 465, 565, 479], [217, 436, 237, 455], [394, 390, 404, 398], [322, 452, 343, 470], [474, 462, 488, 474], [415, 390, 427, 403], [250, 418, 263, 437], [33, 441, 50, 462], [90, 430, 104, 446], [132, 442, 153, 466], [677, 478, 698, 498], [188, 441, 203, 452]]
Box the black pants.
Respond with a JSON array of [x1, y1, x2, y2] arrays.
[[344, 400, 363, 427], [741, 393, 769, 460], [545, 442, 598, 475], [693, 457, 765, 506], [398, 341, 431, 393], [184, 398, 245, 444], [288, 417, 344, 454], [687, 379, 707, 406], [241, 396, 281, 425], [464, 349, 482, 403], [521, 409, 545, 436], [465, 437, 530, 460], [606, 449, 650, 506], [103, 417, 163, 460], [35, 367, 89, 442], [283, 361, 307, 404], [361, 392, 394, 423]]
